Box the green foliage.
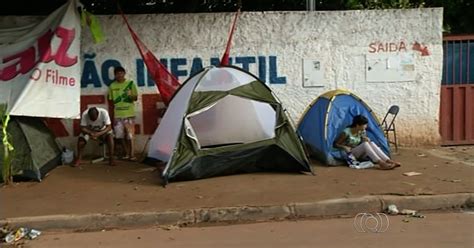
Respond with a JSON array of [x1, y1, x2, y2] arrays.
[[340, 0, 473, 34], [345, 0, 424, 9], [0, 104, 13, 184], [3, 0, 472, 35], [433, 0, 474, 34]]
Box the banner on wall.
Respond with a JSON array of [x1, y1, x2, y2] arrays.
[[0, 0, 81, 118]]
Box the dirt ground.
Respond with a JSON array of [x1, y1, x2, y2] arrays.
[[0, 146, 473, 219]]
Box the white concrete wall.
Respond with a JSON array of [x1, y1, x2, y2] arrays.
[[1, 8, 443, 154]]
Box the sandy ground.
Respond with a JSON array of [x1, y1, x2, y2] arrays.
[[0, 146, 473, 219]]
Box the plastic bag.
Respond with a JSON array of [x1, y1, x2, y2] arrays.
[[347, 152, 375, 169], [349, 161, 375, 169], [61, 148, 74, 165]]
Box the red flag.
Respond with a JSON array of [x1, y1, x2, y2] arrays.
[[119, 11, 180, 106], [220, 9, 240, 66]]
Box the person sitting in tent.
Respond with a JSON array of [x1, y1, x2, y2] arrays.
[[74, 107, 115, 167], [334, 115, 401, 170]]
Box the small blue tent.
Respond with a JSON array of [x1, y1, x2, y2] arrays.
[[297, 89, 389, 165]]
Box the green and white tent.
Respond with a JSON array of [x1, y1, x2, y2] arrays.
[[0, 117, 62, 182], [148, 65, 313, 184]]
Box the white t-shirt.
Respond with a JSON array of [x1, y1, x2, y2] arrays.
[[80, 108, 111, 131]]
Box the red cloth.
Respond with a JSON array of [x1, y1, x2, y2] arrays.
[[120, 12, 180, 106], [220, 9, 240, 66]]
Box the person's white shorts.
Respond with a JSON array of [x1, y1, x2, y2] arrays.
[[114, 117, 135, 139], [79, 130, 113, 143]]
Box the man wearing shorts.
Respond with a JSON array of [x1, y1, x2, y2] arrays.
[[108, 66, 138, 160], [75, 107, 115, 166]]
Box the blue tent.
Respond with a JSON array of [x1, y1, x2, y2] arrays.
[[297, 89, 389, 165]]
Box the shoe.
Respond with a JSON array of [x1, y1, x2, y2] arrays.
[[387, 159, 402, 167], [380, 163, 398, 170], [72, 159, 81, 167]]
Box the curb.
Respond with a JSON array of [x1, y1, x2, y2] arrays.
[[1, 193, 472, 231]]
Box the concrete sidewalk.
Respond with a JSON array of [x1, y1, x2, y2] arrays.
[[0, 146, 473, 230], [1, 193, 472, 231]]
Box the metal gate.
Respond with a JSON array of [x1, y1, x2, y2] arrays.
[[440, 35, 474, 145]]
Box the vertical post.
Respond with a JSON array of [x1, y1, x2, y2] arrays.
[[444, 41, 448, 84], [452, 41, 455, 84], [460, 41, 463, 83], [468, 40, 471, 83], [306, 0, 316, 11]]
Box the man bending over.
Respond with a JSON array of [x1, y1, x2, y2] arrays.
[[74, 107, 115, 167]]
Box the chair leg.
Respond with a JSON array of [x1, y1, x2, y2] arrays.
[[103, 144, 109, 159], [92, 144, 106, 164], [385, 130, 391, 148], [393, 125, 398, 152]]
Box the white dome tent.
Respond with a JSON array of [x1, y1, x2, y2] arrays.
[[148, 65, 312, 184]]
